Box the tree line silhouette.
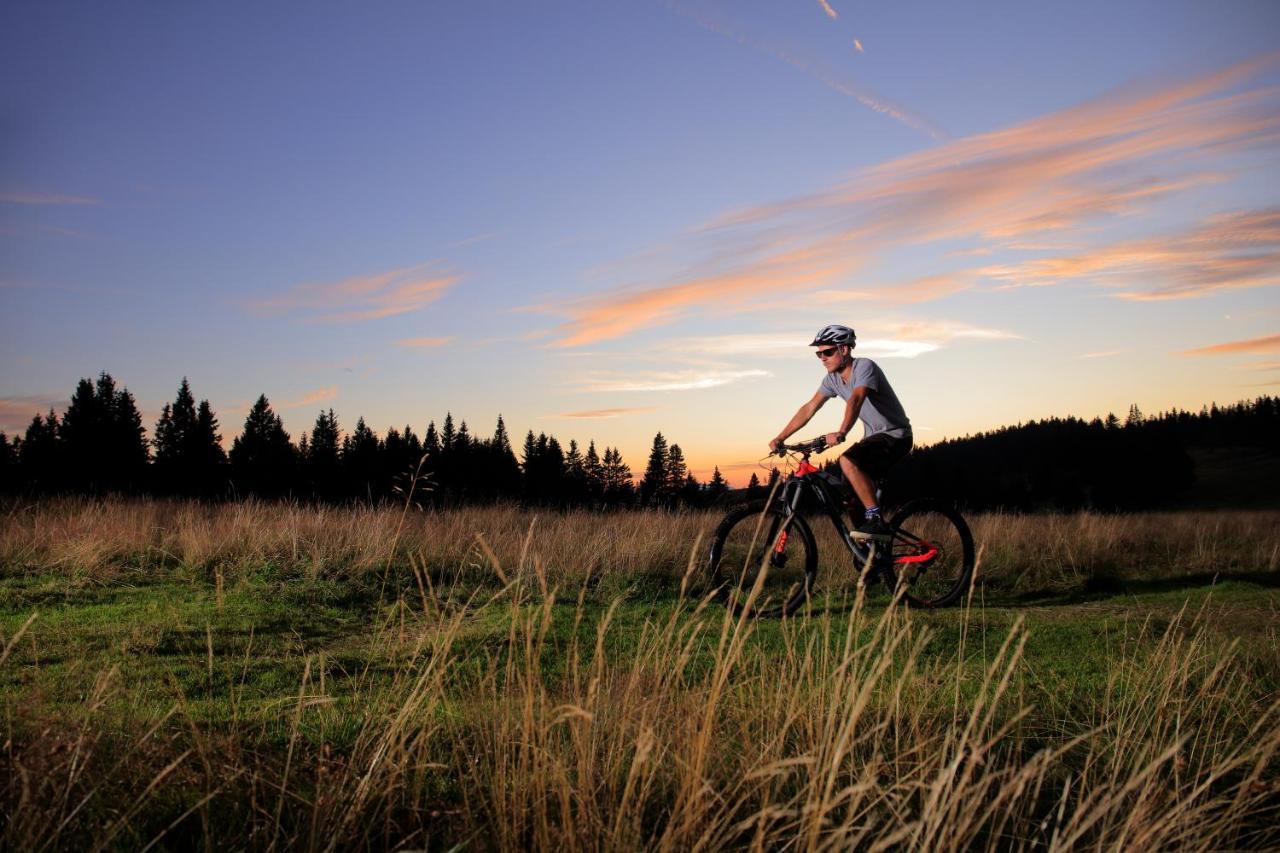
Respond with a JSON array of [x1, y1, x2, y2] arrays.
[[0, 373, 731, 508], [1, 372, 1275, 511], [876, 399, 1279, 511]]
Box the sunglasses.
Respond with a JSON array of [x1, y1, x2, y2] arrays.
[[815, 347, 840, 358]]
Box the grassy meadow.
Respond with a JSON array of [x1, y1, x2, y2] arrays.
[[2, 498, 1279, 850]]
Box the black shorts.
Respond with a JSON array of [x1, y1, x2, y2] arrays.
[[843, 431, 913, 481]]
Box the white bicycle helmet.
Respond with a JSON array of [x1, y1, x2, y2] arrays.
[[809, 324, 856, 348]]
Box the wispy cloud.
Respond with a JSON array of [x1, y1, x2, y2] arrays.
[[1180, 332, 1280, 356], [642, 321, 1020, 362], [0, 395, 65, 433], [981, 208, 1280, 299], [671, 0, 946, 140], [549, 407, 659, 419], [1079, 350, 1126, 359], [813, 272, 974, 305], [544, 233, 863, 347], [395, 336, 454, 348], [0, 191, 101, 206], [278, 386, 339, 410], [853, 38, 863, 53], [574, 369, 770, 393], [540, 53, 1280, 346], [817, 0, 838, 20], [252, 262, 459, 323]]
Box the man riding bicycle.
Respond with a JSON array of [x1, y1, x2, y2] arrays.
[[768, 324, 913, 542]]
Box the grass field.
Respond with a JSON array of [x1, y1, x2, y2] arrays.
[[2, 498, 1279, 850]]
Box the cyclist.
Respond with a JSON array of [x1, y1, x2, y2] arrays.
[[768, 324, 913, 541]]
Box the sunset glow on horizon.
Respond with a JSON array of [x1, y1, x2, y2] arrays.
[[3, 2, 1278, 486]]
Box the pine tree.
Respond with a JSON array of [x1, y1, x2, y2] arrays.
[[230, 395, 294, 495], [707, 466, 729, 501], [342, 417, 381, 500], [0, 432, 14, 492], [441, 413, 456, 452], [640, 432, 670, 506], [193, 400, 226, 468], [154, 378, 197, 464], [59, 372, 147, 491], [603, 447, 634, 505], [666, 443, 688, 497], [20, 411, 61, 490], [747, 472, 762, 497], [489, 415, 521, 500], [584, 440, 605, 504], [565, 439, 586, 505], [422, 421, 440, 463]]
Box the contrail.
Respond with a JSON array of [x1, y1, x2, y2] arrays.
[[669, 0, 947, 141], [818, 0, 838, 20]]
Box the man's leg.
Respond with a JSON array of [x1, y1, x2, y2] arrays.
[[838, 455, 878, 509]]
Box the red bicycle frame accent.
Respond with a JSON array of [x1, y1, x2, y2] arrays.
[[895, 542, 939, 564]]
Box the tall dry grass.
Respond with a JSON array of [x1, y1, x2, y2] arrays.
[[3, 567, 1277, 850], [2, 497, 1277, 595]]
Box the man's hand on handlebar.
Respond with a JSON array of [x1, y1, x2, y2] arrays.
[[769, 437, 785, 455]]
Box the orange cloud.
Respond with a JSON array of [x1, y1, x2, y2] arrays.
[[0, 395, 65, 433], [279, 386, 339, 409], [981, 208, 1280, 299], [396, 336, 454, 348], [817, 0, 838, 20], [548, 233, 863, 347], [543, 53, 1280, 346], [1179, 333, 1280, 357], [253, 262, 459, 323], [550, 407, 659, 419]]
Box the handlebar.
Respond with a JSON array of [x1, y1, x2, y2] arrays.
[[774, 436, 830, 457]]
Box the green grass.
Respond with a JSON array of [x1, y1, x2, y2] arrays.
[[3, 501, 1279, 850], [5, 566, 1276, 739]]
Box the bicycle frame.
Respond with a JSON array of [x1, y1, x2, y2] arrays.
[[769, 447, 887, 578]]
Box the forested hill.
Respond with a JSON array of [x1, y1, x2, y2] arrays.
[[1, 371, 1276, 511], [880, 398, 1280, 511]]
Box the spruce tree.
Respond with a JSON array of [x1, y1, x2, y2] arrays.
[[584, 440, 605, 504], [20, 411, 61, 491], [707, 466, 729, 501], [666, 443, 687, 502], [0, 432, 14, 493], [342, 417, 381, 500], [193, 400, 226, 467], [59, 372, 147, 491], [640, 432, 670, 506], [490, 415, 521, 500], [230, 395, 294, 495]]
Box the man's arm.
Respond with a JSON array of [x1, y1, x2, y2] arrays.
[[825, 386, 867, 448], [770, 392, 829, 452]]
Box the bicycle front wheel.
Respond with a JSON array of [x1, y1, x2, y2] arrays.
[[887, 499, 975, 608], [707, 499, 817, 618]]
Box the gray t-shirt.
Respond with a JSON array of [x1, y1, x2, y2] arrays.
[[817, 358, 911, 439]]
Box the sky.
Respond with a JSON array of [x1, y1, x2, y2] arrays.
[[2, 0, 1279, 486]]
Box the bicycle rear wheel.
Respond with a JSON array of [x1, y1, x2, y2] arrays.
[[886, 499, 975, 608], [707, 499, 817, 618]]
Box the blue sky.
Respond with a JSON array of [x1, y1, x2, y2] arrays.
[[3, 1, 1279, 484]]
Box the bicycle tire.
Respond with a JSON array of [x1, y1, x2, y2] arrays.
[[886, 498, 975, 608], [707, 499, 818, 618]]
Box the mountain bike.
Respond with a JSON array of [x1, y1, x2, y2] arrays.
[[707, 437, 975, 618]]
